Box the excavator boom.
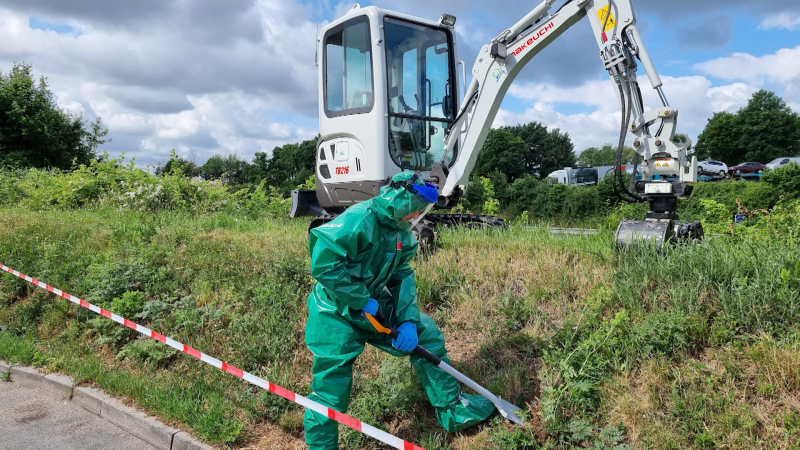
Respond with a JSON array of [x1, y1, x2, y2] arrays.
[[433, 0, 702, 246]]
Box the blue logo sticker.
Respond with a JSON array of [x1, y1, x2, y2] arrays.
[[492, 68, 506, 82]]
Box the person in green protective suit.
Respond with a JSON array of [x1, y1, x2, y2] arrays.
[[303, 171, 495, 449]]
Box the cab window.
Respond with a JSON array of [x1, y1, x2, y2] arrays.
[[384, 17, 456, 170], [324, 17, 373, 117]]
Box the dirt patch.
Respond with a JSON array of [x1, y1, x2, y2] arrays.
[[237, 422, 305, 450], [444, 329, 487, 366]]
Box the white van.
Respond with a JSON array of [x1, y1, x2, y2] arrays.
[[547, 167, 599, 186], [766, 157, 800, 170]]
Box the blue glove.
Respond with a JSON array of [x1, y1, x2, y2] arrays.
[[392, 322, 418, 352], [360, 298, 379, 319]]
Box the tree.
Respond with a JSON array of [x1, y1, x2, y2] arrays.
[[264, 137, 318, 196], [502, 122, 576, 178], [0, 62, 109, 169], [198, 153, 252, 185], [694, 90, 800, 164], [576, 144, 637, 166], [156, 150, 197, 177], [473, 128, 528, 182]]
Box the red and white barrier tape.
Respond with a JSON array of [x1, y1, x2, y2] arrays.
[[1, 263, 424, 450]]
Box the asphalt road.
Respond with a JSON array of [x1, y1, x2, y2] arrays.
[[0, 380, 158, 450]]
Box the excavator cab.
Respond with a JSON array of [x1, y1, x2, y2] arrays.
[[292, 5, 459, 217]]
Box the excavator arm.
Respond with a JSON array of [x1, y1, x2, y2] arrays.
[[432, 0, 701, 246]]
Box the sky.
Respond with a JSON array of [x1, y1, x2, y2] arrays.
[[0, 0, 798, 167]]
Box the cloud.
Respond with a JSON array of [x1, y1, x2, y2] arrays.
[[759, 12, 800, 30], [694, 45, 800, 83], [0, 0, 320, 166], [3, 0, 263, 42], [498, 75, 759, 152], [498, 45, 800, 155], [1, 0, 799, 170], [676, 16, 733, 50], [693, 45, 800, 98], [635, 0, 799, 22]]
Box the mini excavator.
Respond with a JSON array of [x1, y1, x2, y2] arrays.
[[290, 0, 704, 247]]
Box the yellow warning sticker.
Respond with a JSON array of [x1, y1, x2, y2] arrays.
[[597, 6, 616, 32]]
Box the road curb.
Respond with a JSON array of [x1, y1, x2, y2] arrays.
[[173, 431, 213, 450], [5, 364, 214, 450], [72, 385, 108, 415], [42, 373, 74, 399], [10, 365, 43, 389], [101, 396, 177, 450]]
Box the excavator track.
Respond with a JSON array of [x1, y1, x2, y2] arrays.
[[425, 213, 507, 229], [414, 214, 506, 255], [309, 213, 507, 234], [308, 213, 506, 256]]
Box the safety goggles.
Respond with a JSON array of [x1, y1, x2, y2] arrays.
[[389, 173, 439, 204]]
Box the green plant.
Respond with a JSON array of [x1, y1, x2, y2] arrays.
[[341, 357, 425, 448], [785, 410, 800, 434], [109, 292, 148, 319], [489, 417, 538, 449], [17, 297, 47, 327], [116, 339, 178, 368], [700, 199, 732, 235], [1, 169, 799, 450], [540, 310, 631, 432], [568, 421, 632, 450], [481, 177, 500, 216], [0, 62, 109, 170], [763, 162, 800, 198]]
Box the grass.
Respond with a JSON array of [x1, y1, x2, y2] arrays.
[[1, 205, 799, 449]]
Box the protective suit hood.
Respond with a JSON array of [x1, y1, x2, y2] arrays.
[[371, 172, 434, 231]]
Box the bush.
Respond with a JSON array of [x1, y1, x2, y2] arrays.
[[678, 181, 779, 222], [0, 154, 297, 217], [596, 171, 635, 209], [564, 186, 602, 218], [763, 162, 800, 199], [463, 177, 486, 214], [109, 292, 148, 319], [506, 175, 570, 218]]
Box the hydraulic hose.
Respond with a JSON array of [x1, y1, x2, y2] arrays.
[[616, 76, 643, 202], [600, 0, 612, 42], [612, 79, 641, 203]]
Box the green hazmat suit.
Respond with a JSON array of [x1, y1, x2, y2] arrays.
[[303, 172, 495, 449]]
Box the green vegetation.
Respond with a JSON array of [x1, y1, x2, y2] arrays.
[[576, 144, 637, 167], [0, 63, 109, 170], [153, 138, 318, 197], [1, 63, 799, 450], [1, 162, 799, 449], [694, 90, 800, 163], [459, 162, 800, 229], [473, 122, 576, 181]]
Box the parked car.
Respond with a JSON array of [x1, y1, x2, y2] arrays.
[[596, 165, 639, 178], [729, 162, 766, 175], [766, 157, 800, 170], [698, 160, 728, 176]]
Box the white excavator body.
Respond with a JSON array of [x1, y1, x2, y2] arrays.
[[311, 5, 460, 212], [292, 0, 704, 246]]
